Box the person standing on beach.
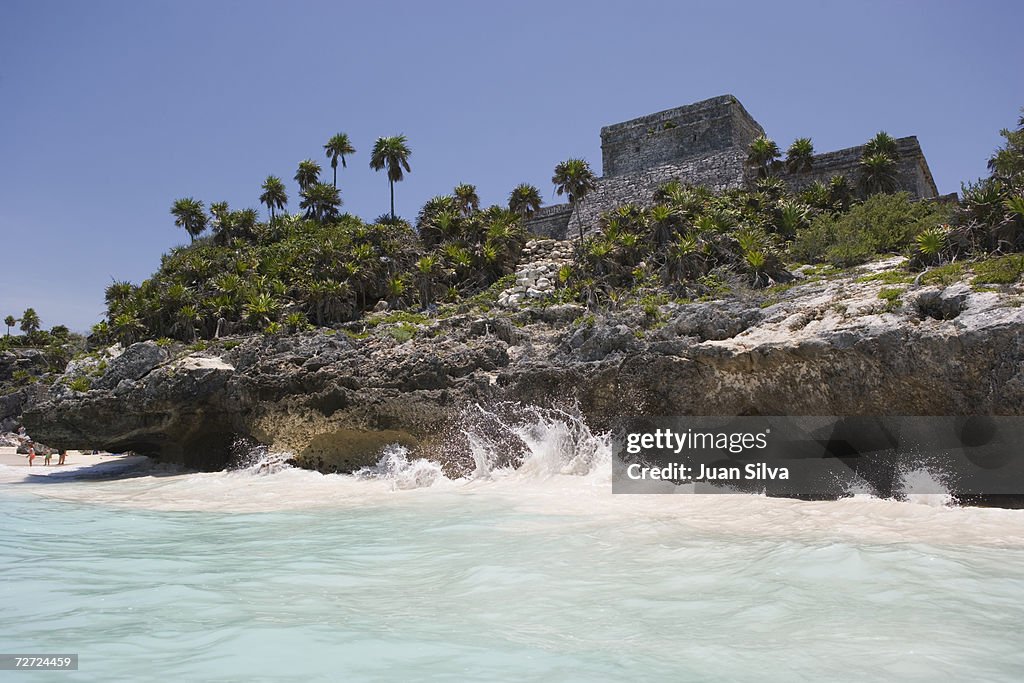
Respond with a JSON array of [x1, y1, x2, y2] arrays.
[[58, 449, 67, 465], [27, 444, 35, 467], [44, 450, 52, 466]]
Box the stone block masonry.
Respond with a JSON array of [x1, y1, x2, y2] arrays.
[[778, 136, 938, 199], [523, 94, 941, 240], [524, 204, 574, 239], [576, 149, 748, 230], [600, 95, 764, 177]]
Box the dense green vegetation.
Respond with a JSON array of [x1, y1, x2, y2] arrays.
[[0, 308, 86, 381], [90, 110, 1024, 345], [554, 116, 1024, 307]]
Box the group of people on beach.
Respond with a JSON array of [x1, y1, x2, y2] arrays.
[[26, 444, 67, 466]]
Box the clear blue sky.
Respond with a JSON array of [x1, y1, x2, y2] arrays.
[[2, 0, 1022, 331]]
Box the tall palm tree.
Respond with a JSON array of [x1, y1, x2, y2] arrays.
[[300, 182, 342, 222], [785, 137, 814, 173], [552, 158, 597, 242], [170, 197, 208, 242], [260, 175, 288, 220], [747, 136, 781, 178], [324, 133, 356, 188], [453, 183, 480, 216], [19, 308, 40, 335], [4, 315, 15, 337], [370, 135, 412, 220], [508, 183, 542, 226], [294, 159, 322, 192]]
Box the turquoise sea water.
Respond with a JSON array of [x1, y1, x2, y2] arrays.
[[3, 425, 1024, 682]]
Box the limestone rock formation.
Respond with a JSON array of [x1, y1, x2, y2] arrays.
[[22, 257, 1024, 485]]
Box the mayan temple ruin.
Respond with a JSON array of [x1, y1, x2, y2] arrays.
[[525, 94, 940, 238]]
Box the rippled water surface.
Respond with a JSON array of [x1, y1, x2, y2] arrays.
[[2, 411, 1024, 682]]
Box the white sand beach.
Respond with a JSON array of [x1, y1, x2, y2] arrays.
[[0, 446, 143, 472]]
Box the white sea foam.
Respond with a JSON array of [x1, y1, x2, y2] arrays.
[[3, 406, 1023, 548]]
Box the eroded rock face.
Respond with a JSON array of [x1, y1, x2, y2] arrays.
[[22, 259, 1024, 477], [24, 324, 507, 471]]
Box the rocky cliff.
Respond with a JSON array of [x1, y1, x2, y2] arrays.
[[23, 254, 1024, 484]]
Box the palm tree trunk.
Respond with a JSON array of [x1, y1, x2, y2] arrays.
[[333, 166, 337, 188], [390, 180, 395, 220]]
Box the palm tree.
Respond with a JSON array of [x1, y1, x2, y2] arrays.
[[209, 201, 232, 244], [4, 315, 15, 337], [859, 154, 899, 195], [170, 197, 208, 242], [260, 175, 288, 220], [294, 159, 322, 192], [300, 182, 342, 222], [508, 183, 542, 226], [864, 131, 899, 160], [453, 183, 480, 216], [370, 135, 412, 220], [747, 136, 781, 178], [785, 138, 814, 173], [552, 158, 598, 242], [19, 308, 40, 335], [324, 133, 356, 188]]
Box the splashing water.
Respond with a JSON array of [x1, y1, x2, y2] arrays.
[[231, 443, 294, 476], [354, 444, 446, 490], [462, 402, 610, 479], [899, 467, 955, 507]]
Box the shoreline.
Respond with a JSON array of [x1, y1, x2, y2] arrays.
[[0, 446, 135, 472]]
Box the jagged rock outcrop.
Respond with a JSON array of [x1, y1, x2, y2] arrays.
[[23, 258, 1024, 478], [0, 349, 52, 432]]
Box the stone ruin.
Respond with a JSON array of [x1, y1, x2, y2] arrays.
[[525, 94, 940, 239]]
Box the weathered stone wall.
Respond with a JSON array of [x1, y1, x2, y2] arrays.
[[777, 136, 939, 199], [523, 204, 573, 239], [577, 149, 748, 231], [532, 96, 940, 239], [600, 94, 764, 177]]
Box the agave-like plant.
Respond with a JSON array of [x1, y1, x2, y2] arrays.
[[915, 225, 948, 261]]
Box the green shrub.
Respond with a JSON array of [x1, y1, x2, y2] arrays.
[[12, 369, 37, 386], [857, 270, 913, 285], [387, 323, 418, 343], [791, 193, 951, 267], [68, 376, 91, 392], [919, 262, 964, 286], [878, 287, 904, 312], [972, 254, 1024, 285]]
